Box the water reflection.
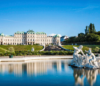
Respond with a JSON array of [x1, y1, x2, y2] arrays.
[[0, 60, 70, 76], [0, 59, 100, 86], [73, 67, 100, 86], [0, 64, 22, 75]]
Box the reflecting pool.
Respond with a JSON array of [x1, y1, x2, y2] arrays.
[[0, 59, 100, 86]]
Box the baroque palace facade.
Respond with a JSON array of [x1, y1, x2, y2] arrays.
[[0, 30, 60, 45]]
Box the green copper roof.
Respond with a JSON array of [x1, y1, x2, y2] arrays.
[[27, 30, 35, 34], [0, 33, 4, 36], [5, 35, 13, 37], [36, 32, 46, 34], [15, 31, 26, 34], [54, 34, 59, 37]]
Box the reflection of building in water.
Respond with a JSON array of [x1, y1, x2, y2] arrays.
[[0, 61, 100, 86], [0, 61, 66, 76], [26, 62, 53, 75], [52, 61, 62, 72], [0, 64, 22, 75], [73, 68, 100, 86]]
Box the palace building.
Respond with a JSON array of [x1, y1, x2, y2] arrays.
[[0, 30, 60, 45]]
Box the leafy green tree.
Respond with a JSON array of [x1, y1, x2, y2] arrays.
[[78, 33, 85, 37], [86, 33, 100, 42], [94, 47, 100, 53], [95, 31, 100, 35], [89, 23, 96, 33], [85, 26, 89, 34]]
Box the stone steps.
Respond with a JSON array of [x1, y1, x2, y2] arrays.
[[44, 45, 65, 51]]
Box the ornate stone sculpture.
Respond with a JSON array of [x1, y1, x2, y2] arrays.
[[31, 47, 34, 52], [71, 45, 99, 69]]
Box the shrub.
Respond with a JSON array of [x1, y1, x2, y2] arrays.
[[94, 47, 100, 53], [0, 52, 3, 56], [8, 47, 15, 53], [0, 50, 74, 56], [67, 51, 74, 55], [55, 51, 59, 55]]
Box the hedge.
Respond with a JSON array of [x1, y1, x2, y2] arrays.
[[0, 51, 74, 56]]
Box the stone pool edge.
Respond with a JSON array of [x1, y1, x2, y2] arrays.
[[0, 56, 73, 62]]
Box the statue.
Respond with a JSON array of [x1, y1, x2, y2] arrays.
[[31, 47, 34, 52], [71, 45, 99, 69]]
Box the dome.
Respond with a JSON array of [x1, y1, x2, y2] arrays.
[[0, 33, 4, 36], [54, 34, 59, 37], [27, 30, 35, 34], [36, 32, 46, 34], [15, 31, 26, 34]]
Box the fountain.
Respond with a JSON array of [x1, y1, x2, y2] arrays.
[[70, 45, 99, 69]]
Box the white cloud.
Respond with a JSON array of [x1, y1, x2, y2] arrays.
[[49, 33, 62, 37], [49, 33, 56, 36], [73, 5, 100, 12]]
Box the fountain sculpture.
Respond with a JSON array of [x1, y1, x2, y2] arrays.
[[71, 45, 99, 69]]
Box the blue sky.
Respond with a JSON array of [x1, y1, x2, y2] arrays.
[[0, 0, 100, 37]]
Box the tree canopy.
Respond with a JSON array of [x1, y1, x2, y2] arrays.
[[64, 23, 100, 44]]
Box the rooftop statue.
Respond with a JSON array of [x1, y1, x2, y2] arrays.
[[71, 45, 99, 69]]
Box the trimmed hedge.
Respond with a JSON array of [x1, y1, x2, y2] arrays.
[[0, 51, 74, 56]]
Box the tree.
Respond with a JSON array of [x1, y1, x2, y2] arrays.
[[94, 47, 100, 54], [89, 23, 96, 33], [86, 33, 100, 42], [85, 26, 89, 34], [78, 33, 85, 37], [95, 31, 100, 35]]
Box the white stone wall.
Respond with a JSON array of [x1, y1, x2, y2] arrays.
[[0, 33, 60, 45]]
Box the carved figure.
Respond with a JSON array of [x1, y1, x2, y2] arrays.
[[71, 45, 99, 69]]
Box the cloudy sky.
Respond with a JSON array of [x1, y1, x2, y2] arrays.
[[0, 0, 100, 37]]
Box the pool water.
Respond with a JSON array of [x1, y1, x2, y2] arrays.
[[0, 59, 100, 86]]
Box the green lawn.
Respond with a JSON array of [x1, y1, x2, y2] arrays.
[[0, 45, 43, 53], [84, 45, 100, 51], [62, 45, 100, 52], [0, 47, 10, 53], [62, 45, 89, 51]]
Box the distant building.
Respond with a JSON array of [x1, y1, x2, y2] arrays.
[[0, 30, 60, 45], [60, 36, 69, 43]]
